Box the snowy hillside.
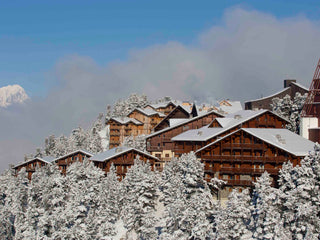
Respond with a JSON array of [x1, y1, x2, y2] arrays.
[[0, 84, 29, 108]]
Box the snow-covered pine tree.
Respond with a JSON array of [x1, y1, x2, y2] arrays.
[[278, 144, 320, 239], [159, 152, 215, 240], [110, 93, 149, 117], [251, 172, 289, 240], [62, 160, 105, 240], [11, 168, 29, 240], [120, 158, 158, 240], [92, 164, 121, 239], [0, 169, 17, 239], [122, 134, 147, 152], [216, 189, 252, 240], [271, 92, 307, 134]]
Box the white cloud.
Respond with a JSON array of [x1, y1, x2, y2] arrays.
[[1, 7, 320, 171]]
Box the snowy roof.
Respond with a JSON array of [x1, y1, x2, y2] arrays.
[[110, 117, 143, 125], [54, 149, 93, 162], [90, 146, 159, 162], [169, 118, 189, 127], [147, 101, 177, 109], [242, 128, 314, 156], [13, 156, 55, 169], [171, 126, 225, 142], [171, 110, 289, 142], [218, 101, 243, 114], [196, 128, 314, 157], [130, 108, 166, 117], [244, 87, 290, 103], [291, 82, 309, 91], [146, 110, 224, 139]]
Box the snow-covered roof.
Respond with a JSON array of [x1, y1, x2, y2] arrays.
[[54, 149, 93, 162], [243, 128, 314, 156], [196, 128, 314, 157], [291, 82, 309, 91], [171, 109, 289, 142], [218, 101, 243, 114], [13, 156, 55, 169], [110, 117, 143, 125], [147, 101, 177, 109], [90, 146, 159, 162], [244, 87, 290, 103], [171, 126, 225, 142], [146, 110, 224, 139], [130, 108, 166, 117], [169, 118, 189, 127]]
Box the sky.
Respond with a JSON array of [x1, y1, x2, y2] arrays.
[[1, 0, 320, 171]]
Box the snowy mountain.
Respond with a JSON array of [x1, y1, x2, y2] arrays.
[[0, 84, 29, 108]]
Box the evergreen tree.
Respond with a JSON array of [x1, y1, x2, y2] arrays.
[[121, 158, 158, 239], [159, 152, 215, 239]]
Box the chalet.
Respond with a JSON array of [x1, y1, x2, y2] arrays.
[[13, 156, 55, 180], [146, 110, 224, 161], [53, 149, 93, 174], [216, 100, 243, 114], [107, 117, 144, 149], [144, 101, 177, 115], [90, 146, 160, 180], [153, 104, 198, 132], [245, 79, 308, 110], [195, 128, 314, 200], [172, 110, 289, 156], [127, 108, 165, 134]]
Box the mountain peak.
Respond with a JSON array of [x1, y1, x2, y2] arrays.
[[0, 84, 29, 108]]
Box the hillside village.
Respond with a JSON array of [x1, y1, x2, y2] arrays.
[[12, 74, 315, 197], [3, 58, 320, 239]]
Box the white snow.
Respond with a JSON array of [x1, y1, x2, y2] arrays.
[[0, 84, 29, 108], [98, 125, 110, 151]]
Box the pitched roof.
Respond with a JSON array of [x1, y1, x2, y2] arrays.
[[108, 117, 143, 125], [196, 128, 314, 157], [90, 146, 159, 162], [172, 109, 289, 142], [146, 101, 177, 109], [54, 149, 93, 162], [244, 87, 290, 103], [129, 108, 166, 117], [13, 156, 55, 169], [146, 110, 224, 139], [291, 82, 309, 91]]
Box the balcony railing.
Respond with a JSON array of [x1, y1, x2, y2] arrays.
[[201, 155, 288, 164], [220, 167, 279, 175]]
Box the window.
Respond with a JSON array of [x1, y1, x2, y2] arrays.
[[165, 154, 169, 157]]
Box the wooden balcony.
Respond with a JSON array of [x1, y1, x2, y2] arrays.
[[220, 167, 279, 175], [201, 155, 288, 164], [110, 132, 120, 136], [26, 166, 36, 172], [221, 143, 264, 150], [147, 146, 162, 152]]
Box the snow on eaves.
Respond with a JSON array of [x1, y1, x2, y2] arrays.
[[110, 117, 143, 125], [290, 82, 309, 91], [90, 146, 159, 162], [171, 126, 225, 142], [130, 107, 166, 117], [244, 87, 290, 103], [13, 156, 55, 169], [146, 110, 224, 139], [242, 128, 314, 157], [54, 149, 94, 162], [195, 128, 314, 157]]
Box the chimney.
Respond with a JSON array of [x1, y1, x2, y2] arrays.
[[284, 79, 296, 88]]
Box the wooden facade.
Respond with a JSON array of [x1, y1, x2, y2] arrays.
[[196, 128, 308, 192], [13, 157, 50, 180], [108, 118, 144, 149], [145, 102, 177, 115], [146, 111, 223, 161], [91, 148, 161, 180], [54, 150, 93, 174], [173, 110, 289, 156], [127, 109, 165, 135]]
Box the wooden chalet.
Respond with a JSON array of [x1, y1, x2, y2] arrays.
[[13, 156, 55, 180], [172, 110, 289, 156], [195, 128, 314, 199], [153, 104, 198, 132], [53, 149, 93, 174], [127, 108, 165, 135], [144, 101, 177, 115], [146, 110, 224, 161], [90, 146, 161, 180], [107, 117, 144, 149]]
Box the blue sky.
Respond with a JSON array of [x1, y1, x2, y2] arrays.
[[1, 0, 320, 96]]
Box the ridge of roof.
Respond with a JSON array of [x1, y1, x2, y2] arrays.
[[54, 149, 93, 162], [90, 146, 159, 162], [13, 156, 54, 169], [244, 87, 290, 103], [147, 110, 224, 139]]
